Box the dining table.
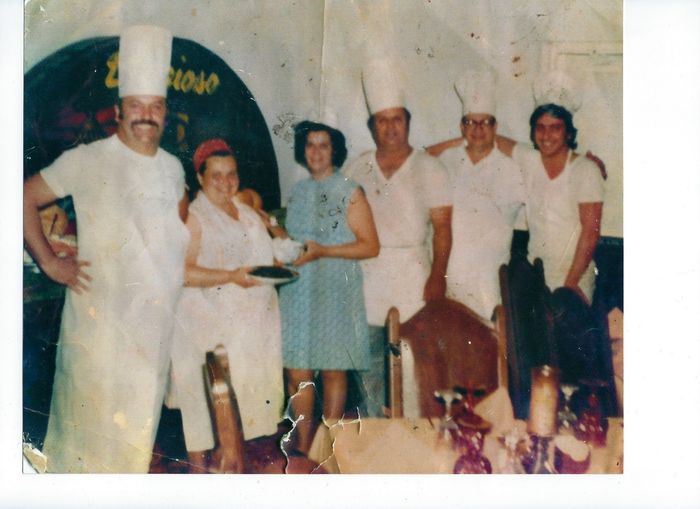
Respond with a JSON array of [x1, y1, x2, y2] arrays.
[[307, 388, 623, 475]]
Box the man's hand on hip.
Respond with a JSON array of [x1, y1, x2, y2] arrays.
[[41, 256, 92, 294]]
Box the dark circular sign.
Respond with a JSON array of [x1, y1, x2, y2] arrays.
[[24, 36, 281, 208]]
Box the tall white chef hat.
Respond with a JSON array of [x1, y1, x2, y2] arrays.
[[454, 70, 497, 117], [304, 105, 339, 128], [118, 25, 172, 98], [532, 70, 582, 113], [362, 58, 406, 115]]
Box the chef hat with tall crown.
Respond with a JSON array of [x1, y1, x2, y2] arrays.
[[303, 105, 339, 128], [454, 70, 497, 117], [118, 25, 172, 98], [532, 70, 582, 113], [362, 58, 406, 115]]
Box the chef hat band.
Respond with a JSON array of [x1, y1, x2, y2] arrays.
[[193, 138, 234, 174], [362, 58, 406, 115], [533, 70, 582, 113], [454, 70, 497, 117], [119, 25, 172, 98]]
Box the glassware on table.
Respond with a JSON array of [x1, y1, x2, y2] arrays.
[[574, 379, 609, 447], [527, 365, 560, 437], [497, 427, 527, 474], [434, 389, 462, 444], [553, 435, 591, 474], [450, 389, 493, 474], [558, 384, 579, 433], [523, 365, 560, 474], [522, 434, 556, 474]]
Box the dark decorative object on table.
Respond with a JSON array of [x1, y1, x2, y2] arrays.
[[450, 386, 492, 474]]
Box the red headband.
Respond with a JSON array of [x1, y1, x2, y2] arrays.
[[193, 138, 233, 174]]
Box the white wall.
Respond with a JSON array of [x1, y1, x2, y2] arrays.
[[24, 0, 623, 236]]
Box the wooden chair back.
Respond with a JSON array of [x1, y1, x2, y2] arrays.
[[205, 345, 247, 473], [499, 255, 556, 419], [387, 298, 507, 418], [205, 345, 326, 474]]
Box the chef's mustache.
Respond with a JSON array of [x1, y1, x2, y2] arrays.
[[131, 119, 160, 128]]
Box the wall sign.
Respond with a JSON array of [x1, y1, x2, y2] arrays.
[[24, 36, 281, 209]]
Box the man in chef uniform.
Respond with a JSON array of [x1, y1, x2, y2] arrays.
[[496, 70, 604, 304], [345, 58, 453, 417], [433, 70, 525, 321], [23, 25, 189, 472]]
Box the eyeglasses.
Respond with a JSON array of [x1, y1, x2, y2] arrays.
[[462, 117, 496, 128]]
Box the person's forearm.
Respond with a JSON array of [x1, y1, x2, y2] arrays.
[[316, 238, 380, 261], [564, 229, 600, 289], [23, 193, 58, 269], [429, 226, 452, 279], [495, 134, 516, 158], [184, 265, 238, 288], [267, 224, 289, 239]]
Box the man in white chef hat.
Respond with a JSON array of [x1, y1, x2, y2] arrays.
[[495, 70, 604, 305], [345, 58, 453, 417], [429, 70, 525, 321], [493, 71, 613, 409], [24, 25, 189, 472]]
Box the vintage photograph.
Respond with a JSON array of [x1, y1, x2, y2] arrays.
[[21, 0, 624, 477]]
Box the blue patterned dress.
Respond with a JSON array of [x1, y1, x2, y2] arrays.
[[279, 171, 371, 370]]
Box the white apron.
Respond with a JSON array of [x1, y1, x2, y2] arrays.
[[361, 245, 431, 326], [346, 151, 451, 326], [41, 136, 189, 472], [441, 145, 524, 319], [170, 194, 284, 451]]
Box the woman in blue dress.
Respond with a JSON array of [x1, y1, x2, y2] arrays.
[[279, 120, 379, 453]]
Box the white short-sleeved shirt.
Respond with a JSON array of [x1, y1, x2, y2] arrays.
[[344, 149, 452, 324], [344, 149, 452, 248], [514, 143, 604, 297]]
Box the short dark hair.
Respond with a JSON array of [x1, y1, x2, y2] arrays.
[[529, 103, 578, 150], [294, 120, 348, 169], [366, 107, 412, 133]]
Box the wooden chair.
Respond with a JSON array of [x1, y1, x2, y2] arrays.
[[204, 345, 325, 474], [386, 298, 508, 418], [498, 255, 556, 420], [498, 254, 618, 419]]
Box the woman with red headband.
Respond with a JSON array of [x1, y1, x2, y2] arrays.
[[169, 138, 284, 473]]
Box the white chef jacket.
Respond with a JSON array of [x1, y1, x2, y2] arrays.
[[439, 142, 525, 319], [40, 135, 189, 472], [344, 149, 452, 325], [513, 144, 604, 300]]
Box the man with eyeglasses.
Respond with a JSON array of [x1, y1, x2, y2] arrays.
[[429, 70, 524, 320]]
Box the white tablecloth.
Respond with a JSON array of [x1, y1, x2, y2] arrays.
[[308, 417, 623, 474]]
